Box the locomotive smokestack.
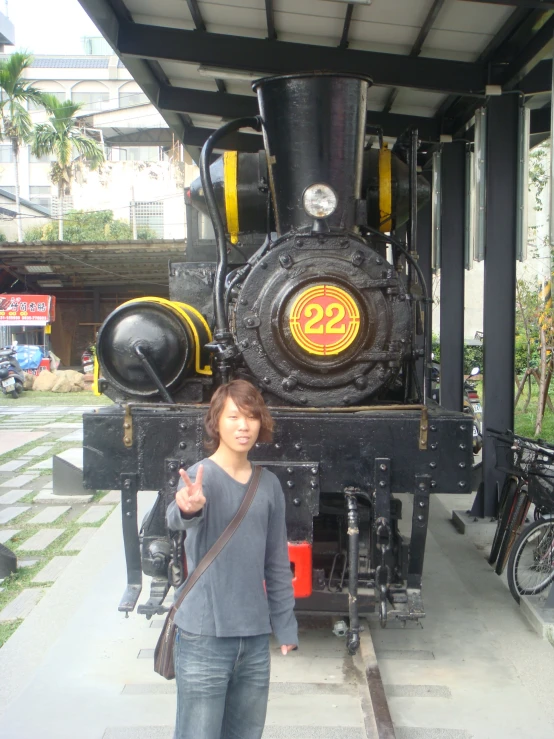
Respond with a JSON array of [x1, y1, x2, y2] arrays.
[[253, 73, 371, 234]]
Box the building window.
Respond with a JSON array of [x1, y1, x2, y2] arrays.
[[30, 186, 52, 212], [0, 146, 13, 163], [0, 186, 15, 195], [29, 91, 65, 112], [72, 91, 109, 112], [119, 90, 148, 108], [119, 146, 161, 162], [131, 201, 164, 238]]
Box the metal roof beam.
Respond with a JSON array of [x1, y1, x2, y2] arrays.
[[117, 22, 486, 95], [383, 0, 446, 113], [265, 0, 277, 41], [338, 4, 355, 49], [465, 0, 554, 8], [530, 105, 550, 133], [184, 126, 263, 152], [159, 85, 442, 141], [497, 13, 554, 88]]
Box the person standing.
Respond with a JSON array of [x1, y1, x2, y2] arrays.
[[166, 379, 298, 739]]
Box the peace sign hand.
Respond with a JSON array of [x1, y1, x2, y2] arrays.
[[176, 464, 206, 515]]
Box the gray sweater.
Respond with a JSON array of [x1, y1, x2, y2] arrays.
[[166, 458, 298, 646]]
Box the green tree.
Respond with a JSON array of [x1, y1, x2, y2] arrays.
[[0, 52, 49, 242], [30, 95, 105, 240], [24, 209, 156, 242]]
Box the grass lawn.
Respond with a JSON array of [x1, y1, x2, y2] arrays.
[[0, 391, 113, 407]]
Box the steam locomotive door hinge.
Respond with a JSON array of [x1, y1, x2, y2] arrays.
[[419, 406, 428, 450], [119, 472, 142, 614], [123, 403, 133, 448]]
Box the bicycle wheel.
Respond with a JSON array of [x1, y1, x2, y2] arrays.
[[507, 519, 554, 604], [488, 477, 519, 566], [495, 487, 529, 576]]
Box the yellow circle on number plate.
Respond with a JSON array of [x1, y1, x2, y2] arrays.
[[289, 284, 361, 356]]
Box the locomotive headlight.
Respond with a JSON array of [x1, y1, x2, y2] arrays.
[[303, 184, 337, 219]]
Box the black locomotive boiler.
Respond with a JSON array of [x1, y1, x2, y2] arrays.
[[83, 73, 472, 654]]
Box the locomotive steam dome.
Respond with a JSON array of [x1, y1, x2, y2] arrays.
[[233, 73, 412, 407]]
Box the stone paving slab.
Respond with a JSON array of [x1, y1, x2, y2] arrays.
[[0, 506, 30, 524], [98, 490, 120, 505], [0, 529, 20, 544], [0, 489, 32, 504], [21, 445, 55, 458], [63, 528, 97, 551], [77, 506, 113, 524], [0, 588, 44, 621], [19, 529, 64, 552], [34, 488, 93, 504], [18, 559, 39, 568], [28, 506, 71, 525], [0, 431, 48, 456], [0, 460, 26, 472], [58, 430, 84, 442], [32, 556, 74, 583], [0, 473, 39, 489], [42, 423, 82, 429], [28, 458, 53, 470], [56, 448, 83, 468]]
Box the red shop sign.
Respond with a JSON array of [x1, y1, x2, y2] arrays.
[[0, 295, 56, 326]]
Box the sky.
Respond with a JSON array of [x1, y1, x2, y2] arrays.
[[6, 0, 101, 55]]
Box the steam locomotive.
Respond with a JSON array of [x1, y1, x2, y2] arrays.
[[83, 73, 472, 654]]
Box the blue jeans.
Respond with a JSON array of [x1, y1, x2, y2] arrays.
[[173, 627, 271, 739]]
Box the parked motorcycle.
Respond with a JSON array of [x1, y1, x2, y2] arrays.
[[0, 347, 25, 399], [81, 346, 95, 374]]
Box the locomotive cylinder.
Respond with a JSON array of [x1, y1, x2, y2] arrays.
[[253, 73, 371, 233]]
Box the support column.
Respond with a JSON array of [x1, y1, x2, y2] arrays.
[[416, 172, 432, 396], [439, 142, 465, 412], [481, 95, 519, 518]]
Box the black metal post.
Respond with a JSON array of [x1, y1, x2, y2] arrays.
[[439, 141, 465, 412], [481, 95, 519, 518], [416, 172, 432, 396], [408, 475, 431, 590], [345, 493, 360, 654], [119, 472, 142, 614]]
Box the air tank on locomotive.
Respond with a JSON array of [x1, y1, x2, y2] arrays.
[[95, 298, 211, 402]]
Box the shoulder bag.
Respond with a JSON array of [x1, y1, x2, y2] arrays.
[[154, 464, 262, 680]]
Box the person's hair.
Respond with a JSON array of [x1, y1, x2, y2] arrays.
[[204, 379, 274, 450]]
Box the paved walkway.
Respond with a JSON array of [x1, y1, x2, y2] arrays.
[[0, 405, 553, 738], [0, 404, 113, 627]]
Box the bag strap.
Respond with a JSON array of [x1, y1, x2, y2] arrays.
[[170, 464, 262, 615]]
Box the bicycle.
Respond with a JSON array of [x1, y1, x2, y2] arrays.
[[486, 430, 550, 575], [506, 450, 554, 603]]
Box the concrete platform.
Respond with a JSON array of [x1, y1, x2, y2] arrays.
[[520, 594, 554, 645], [0, 491, 554, 739]]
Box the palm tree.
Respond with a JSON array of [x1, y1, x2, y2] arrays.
[[30, 95, 105, 240], [0, 52, 49, 242]]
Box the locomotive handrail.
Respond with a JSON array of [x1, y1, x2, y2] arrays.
[[199, 115, 262, 384], [364, 224, 431, 406]]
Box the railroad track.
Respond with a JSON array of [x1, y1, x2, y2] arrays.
[[279, 614, 396, 739], [355, 619, 396, 739]]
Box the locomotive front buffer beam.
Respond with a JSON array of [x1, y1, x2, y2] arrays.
[[83, 404, 471, 628]]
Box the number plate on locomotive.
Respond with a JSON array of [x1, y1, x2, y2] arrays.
[[289, 284, 360, 356]]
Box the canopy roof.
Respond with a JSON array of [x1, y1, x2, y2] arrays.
[[77, 0, 554, 153]]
